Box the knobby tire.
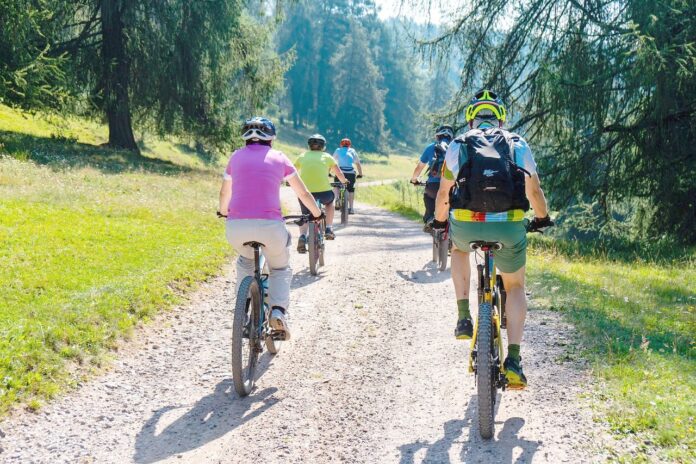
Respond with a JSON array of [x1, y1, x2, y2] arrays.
[[495, 275, 507, 328], [476, 302, 496, 439], [340, 194, 348, 225], [432, 234, 438, 262], [308, 224, 318, 276], [319, 220, 325, 267], [232, 276, 260, 397], [438, 235, 448, 271]]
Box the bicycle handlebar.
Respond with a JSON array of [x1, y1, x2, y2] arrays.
[[283, 214, 320, 226], [410, 180, 427, 186], [330, 182, 347, 188]]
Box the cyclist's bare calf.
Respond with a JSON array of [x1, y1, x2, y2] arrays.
[[450, 246, 471, 300], [499, 267, 526, 345]]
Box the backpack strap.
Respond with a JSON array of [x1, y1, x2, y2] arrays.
[[488, 128, 532, 177]]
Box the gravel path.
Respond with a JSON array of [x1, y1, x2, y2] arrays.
[[0, 196, 610, 463]]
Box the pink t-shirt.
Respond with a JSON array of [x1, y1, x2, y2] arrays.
[[223, 144, 297, 220]]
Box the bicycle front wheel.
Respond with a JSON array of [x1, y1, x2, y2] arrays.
[[438, 235, 448, 271], [476, 302, 496, 439], [495, 275, 507, 329], [232, 276, 260, 397], [432, 235, 439, 262], [340, 194, 348, 225]]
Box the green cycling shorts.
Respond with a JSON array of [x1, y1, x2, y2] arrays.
[[449, 219, 527, 273]]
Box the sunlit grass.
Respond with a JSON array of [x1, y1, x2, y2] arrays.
[[0, 106, 229, 414], [358, 180, 424, 220], [528, 240, 695, 462]]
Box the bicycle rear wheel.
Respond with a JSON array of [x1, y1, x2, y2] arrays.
[[340, 193, 348, 225], [432, 235, 438, 262], [476, 302, 496, 439], [232, 276, 261, 397], [308, 224, 318, 276]]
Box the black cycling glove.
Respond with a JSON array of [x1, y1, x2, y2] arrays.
[[430, 219, 448, 231], [357, 174, 363, 179], [312, 211, 326, 221], [528, 215, 554, 232], [216, 211, 227, 218]]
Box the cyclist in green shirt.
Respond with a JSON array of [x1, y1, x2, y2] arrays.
[[294, 134, 348, 252], [430, 90, 553, 389]]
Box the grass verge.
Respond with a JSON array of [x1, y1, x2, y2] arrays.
[[0, 106, 229, 414], [527, 236, 695, 462]]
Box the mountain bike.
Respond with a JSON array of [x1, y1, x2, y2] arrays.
[[332, 181, 348, 225], [229, 214, 310, 397], [307, 200, 326, 276], [468, 219, 552, 438], [412, 180, 451, 271], [468, 240, 507, 438]]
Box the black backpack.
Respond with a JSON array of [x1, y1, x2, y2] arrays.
[[428, 141, 448, 178], [449, 128, 531, 212]]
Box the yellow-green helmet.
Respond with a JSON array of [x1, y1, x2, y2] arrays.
[[465, 89, 507, 127]]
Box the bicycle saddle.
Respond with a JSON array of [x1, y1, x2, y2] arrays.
[[243, 241, 265, 249], [469, 241, 504, 251]]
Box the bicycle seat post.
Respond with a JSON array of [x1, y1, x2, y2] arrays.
[[243, 241, 264, 277]]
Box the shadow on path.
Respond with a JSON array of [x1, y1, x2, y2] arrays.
[[398, 395, 540, 463], [291, 268, 326, 290], [396, 262, 451, 284], [134, 374, 278, 462]]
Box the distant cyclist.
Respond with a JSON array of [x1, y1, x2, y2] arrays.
[[430, 90, 553, 388], [295, 134, 348, 251], [219, 117, 323, 340], [332, 138, 363, 214], [410, 125, 454, 232]]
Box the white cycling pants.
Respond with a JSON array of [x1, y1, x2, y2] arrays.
[[225, 219, 292, 310]]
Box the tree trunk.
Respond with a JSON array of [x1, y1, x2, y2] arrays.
[[100, 0, 138, 152]]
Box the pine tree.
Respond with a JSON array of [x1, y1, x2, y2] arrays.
[[379, 23, 426, 146], [329, 21, 386, 151], [417, 0, 696, 242]]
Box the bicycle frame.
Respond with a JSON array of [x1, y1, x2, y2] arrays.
[[468, 247, 506, 377]]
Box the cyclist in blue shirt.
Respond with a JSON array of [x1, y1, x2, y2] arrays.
[[410, 125, 454, 232], [332, 138, 363, 214]]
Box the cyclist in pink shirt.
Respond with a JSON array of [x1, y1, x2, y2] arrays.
[[219, 117, 322, 340]]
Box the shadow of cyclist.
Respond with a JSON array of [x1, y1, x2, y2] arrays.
[[396, 263, 451, 284], [133, 380, 278, 463], [397, 418, 468, 464], [459, 415, 540, 463], [290, 268, 326, 289]]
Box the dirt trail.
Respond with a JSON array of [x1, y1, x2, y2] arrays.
[[0, 196, 609, 463]]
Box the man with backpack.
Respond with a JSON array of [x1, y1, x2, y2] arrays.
[[429, 90, 553, 389], [410, 125, 454, 232]]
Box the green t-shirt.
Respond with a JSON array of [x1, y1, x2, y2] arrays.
[[294, 150, 336, 192]]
